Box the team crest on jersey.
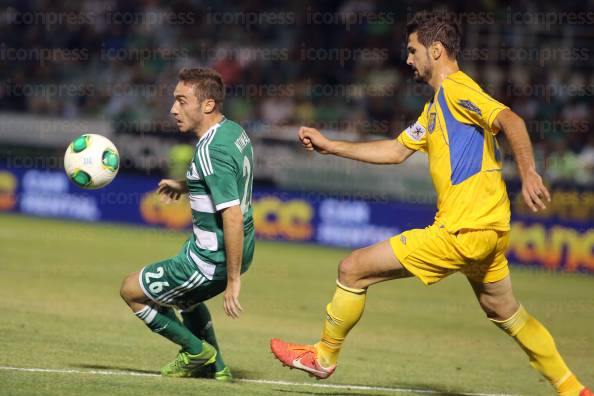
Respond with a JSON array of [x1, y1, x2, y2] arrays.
[[428, 113, 436, 133], [186, 162, 200, 181], [405, 121, 426, 141], [458, 100, 482, 116]]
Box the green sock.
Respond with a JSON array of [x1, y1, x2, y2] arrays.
[[135, 305, 203, 355], [182, 303, 226, 371], [158, 306, 180, 323]]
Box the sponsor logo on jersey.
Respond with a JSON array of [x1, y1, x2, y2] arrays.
[[458, 99, 482, 116], [405, 121, 426, 141]]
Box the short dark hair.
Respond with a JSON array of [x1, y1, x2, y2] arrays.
[[178, 67, 225, 107], [406, 10, 462, 59]]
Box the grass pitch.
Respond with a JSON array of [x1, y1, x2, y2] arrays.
[[0, 213, 592, 396]]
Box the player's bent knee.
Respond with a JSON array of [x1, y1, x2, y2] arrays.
[[119, 272, 144, 305], [337, 251, 361, 287], [119, 276, 132, 303], [479, 293, 519, 321]]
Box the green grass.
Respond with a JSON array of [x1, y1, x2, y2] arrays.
[[0, 213, 592, 396]]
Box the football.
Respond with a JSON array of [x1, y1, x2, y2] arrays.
[[64, 134, 120, 189]]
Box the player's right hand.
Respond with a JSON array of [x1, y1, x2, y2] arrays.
[[157, 179, 188, 204], [223, 279, 243, 319], [298, 127, 333, 154], [521, 168, 551, 212]]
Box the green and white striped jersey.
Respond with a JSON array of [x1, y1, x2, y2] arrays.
[[184, 116, 255, 280]]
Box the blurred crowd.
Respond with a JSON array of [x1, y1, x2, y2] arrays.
[[0, 0, 592, 185]]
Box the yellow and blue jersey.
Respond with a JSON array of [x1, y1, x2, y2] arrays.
[[397, 71, 510, 232]]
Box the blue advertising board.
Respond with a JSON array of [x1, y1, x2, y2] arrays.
[[0, 167, 592, 273]]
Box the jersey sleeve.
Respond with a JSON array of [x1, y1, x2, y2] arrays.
[[196, 147, 240, 211], [396, 102, 429, 152], [446, 84, 509, 134]]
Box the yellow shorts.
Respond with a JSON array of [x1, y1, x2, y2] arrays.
[[390, 223, 509, 285]]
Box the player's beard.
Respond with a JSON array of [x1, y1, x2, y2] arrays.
[[413, 64, 431, 83]]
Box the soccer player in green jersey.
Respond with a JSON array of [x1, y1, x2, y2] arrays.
[[120, 68, 255, 380]]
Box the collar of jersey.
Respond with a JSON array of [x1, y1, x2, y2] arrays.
[[432, 70, 466, 102], [198, 116, 226, 143]]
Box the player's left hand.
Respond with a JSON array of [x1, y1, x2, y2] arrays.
[[157, 179, 187, 204], [521, 168, 551, 212], [223, 279, 243, 319]]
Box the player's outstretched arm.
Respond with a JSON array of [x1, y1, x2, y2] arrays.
[[221, 204, 244, 319], [298, 126, 414, 165], [494, 109, 551, 212], [157, 179, 188, 203]]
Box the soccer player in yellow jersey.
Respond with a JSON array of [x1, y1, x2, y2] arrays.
[[270, 10, 591, 396]]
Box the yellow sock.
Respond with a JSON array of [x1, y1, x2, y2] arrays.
[[491, 305, 584, 396], [315, 280, 366, 367]]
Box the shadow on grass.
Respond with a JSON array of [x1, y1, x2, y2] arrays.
[[74, 364, 159, 375], [226, 369, 255, 379], [75, 364, 255, 380]]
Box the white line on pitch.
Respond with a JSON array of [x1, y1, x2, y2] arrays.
[[0, 365, 518, 396]]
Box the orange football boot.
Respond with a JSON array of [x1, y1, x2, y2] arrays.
[[270, 339, 336, 379], [580, 388, 593, 396]]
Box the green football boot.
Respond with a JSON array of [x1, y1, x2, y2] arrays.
[[213, 366, 233, 382], [160, 342, 217, 378], [192, 364, 233, 382]]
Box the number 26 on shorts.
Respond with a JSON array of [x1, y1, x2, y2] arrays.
[[145, 266, 170, 294]]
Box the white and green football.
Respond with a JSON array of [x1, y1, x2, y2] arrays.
[[64, 134, 120, 189]]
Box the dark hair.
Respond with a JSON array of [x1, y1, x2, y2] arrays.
[[406, 10, 462, 59], [178, 67, 225, 107]]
